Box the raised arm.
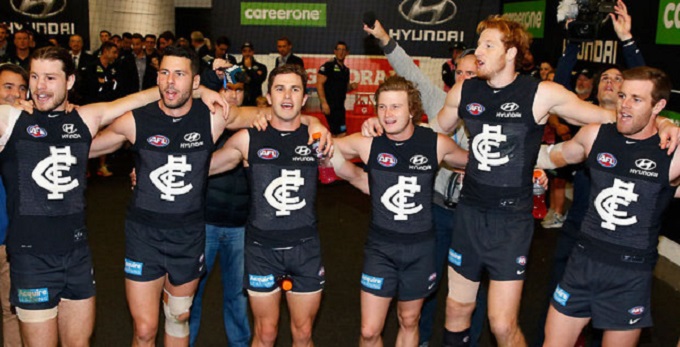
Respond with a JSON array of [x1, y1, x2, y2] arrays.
[[331, 133, 370, 194], [210, 128, 249, 176], [363, 20, 447, 117], [437, 133, 468, 170], [89, 111, 135, 158], [432, 81, 463, 133]]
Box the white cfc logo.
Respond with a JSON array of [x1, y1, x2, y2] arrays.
[[381, 176, 422, 220], [594, 178, 639, 231], [32, 146, 79, 200], [472, 124, 509, 171], [150, 155, 193, 201], [264, 169, 306, 216]]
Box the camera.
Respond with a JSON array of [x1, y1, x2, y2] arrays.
[[559, 0, 616, 41]]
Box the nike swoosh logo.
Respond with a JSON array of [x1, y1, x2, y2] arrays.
[[629, 318, 641, 325], [516, 270, 525, 275], [48, 114, 60, 118], [626, 141, 636, 144], [428, 283, 436, 290], [281, 133, 292, 137], [493, 90, 501, 94], [395, 143, 404, 146], [173, 118, 182, 122]]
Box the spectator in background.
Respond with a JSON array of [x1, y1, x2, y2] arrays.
[[158, 31, 175, 53], [177, 37, 190, 50], [574, 68, 595, 101], [120, 32, 133, 59], [1, 29, 32, 69], [91, 29, 111, 57], [69, 34, 95, 71], [144, 34, 159, 59], [317, 41, 358, 134], [0, 24, 9, 57], [120, 33, 156, 95], [519, 49, 540, 78], [539, 61, 554, 81], [238, 41, 267, 106], [191, 31, 210, 64], [0, 62, 28, 347], [80, 41, 122, 177], [275, 36, 304, 68], [212, 36, 237, 64], [441, 41, 466, 91]]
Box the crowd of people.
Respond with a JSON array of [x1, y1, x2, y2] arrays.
[[0, 0, 679, 346]]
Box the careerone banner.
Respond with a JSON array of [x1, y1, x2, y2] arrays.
[[0, 0, 90, 49], [213, 0, 501, 58]]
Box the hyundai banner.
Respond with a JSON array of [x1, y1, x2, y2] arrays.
[[214, 0, 501, 58], [0, 0, 89, 49]]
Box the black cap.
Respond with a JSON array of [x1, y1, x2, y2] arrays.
[[577, 68, 594, 79], [449, 42, 467, 52], [241, 41, 253, 50]]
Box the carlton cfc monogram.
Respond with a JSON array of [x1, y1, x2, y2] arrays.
[[150, 155, 193, 201], [32, 146, 79, 200]]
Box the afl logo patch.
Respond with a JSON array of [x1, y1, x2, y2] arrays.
[[257, 148, 279, 160], [377, 153, 397, 167], [27, 125, 48, 138], [466, 103, 485, 116], [516, 256, 527, 266], [597, 153, 617, 168], [628, 306, 644, 315], [147, 135, 170, 147]]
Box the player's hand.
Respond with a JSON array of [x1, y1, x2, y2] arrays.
[[610, 0, 632, 41], [199, 87, 229, 115], [308, 123, 333, 157], [361, 117, 383, 137], [534, 169, 549, 190], [129, 168, 137, 190], [252, 108, 270, 131], [658, 118, 680, 155], [13, 99, 34, 114], [363, 20, 390, 47], [321, 101, 330, 115]]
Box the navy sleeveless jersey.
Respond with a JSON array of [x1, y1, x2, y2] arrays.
[[458, 76, 543, 212], [366, 126, 438, 237], [128, 101, 213, 227], [246, 125, 318, 246], [582, 124, 675, 255], [0, 110, 91, 254]]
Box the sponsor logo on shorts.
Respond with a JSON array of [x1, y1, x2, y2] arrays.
[[249, 274, 275, 288], [466, 103, 485, 116], [377, 153, 397, 167], [361, 273, 384, 290], [516, 256, 527, 266], [257, 148, 279, 160], [124, 258, 143, 276], [318, 266, 325, 277], [448, 249, 462, 266], [27, 125, 47, 138], [553, 284, 570, 306], [428, 272, 437, 282], [629, 318, 642, 325], [597, 152, 617, 168], [628, 306, 645, 315], [147, 135, 170, 147], [17, 288, 49, 303]]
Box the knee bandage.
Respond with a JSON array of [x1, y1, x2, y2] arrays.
[[162, 290, 194, 337], [16, 306, 58, 323], [447, 267, 480, 304]]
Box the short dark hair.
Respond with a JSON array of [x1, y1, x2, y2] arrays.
[[159, 31, 175, 42], [111, 34, 121, 40], [0, 63, 29, 84], [374, 75, 424, 121], [162, 45, 200, 76], [101, 41, 118, 53], [268, 64, 307, 93], [132, 33, 144, 41], [622, 66, 672, 105], [144, 34, 157, 41], [30, 46, 76, 78], [277, 37, 291, 45], [100, 30, 111, 36], [122, 32, 132, 40], [215, 36, 231, 47], [335, 41, 348, 51]]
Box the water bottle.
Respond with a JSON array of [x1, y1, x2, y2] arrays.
[[532, 169, 548, 219], [312, 132, 338, 184]]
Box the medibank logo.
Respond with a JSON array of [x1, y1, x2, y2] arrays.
[[241, 2, 326, 27]]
